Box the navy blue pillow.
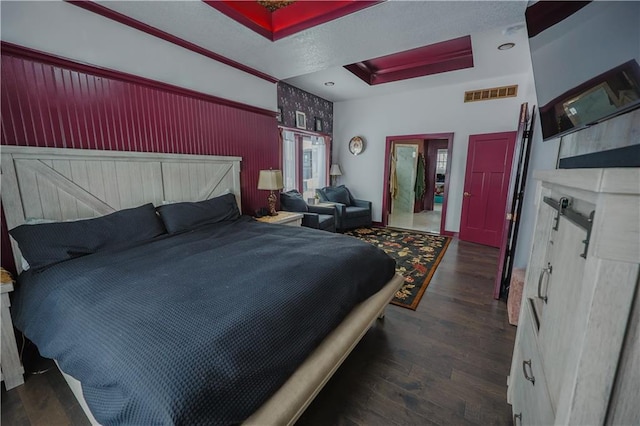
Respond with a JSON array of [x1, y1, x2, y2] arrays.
[[10, 203, 166, 270], [280, 190, 308, 213], [340, 185, 357, 205], [156, 193, 240, 234], [323, 186, 351, 206]]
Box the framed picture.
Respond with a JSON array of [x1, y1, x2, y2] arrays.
[[314, 117, 323, 132], [295, 111, 306, 129], [276, 106, 283, 123]]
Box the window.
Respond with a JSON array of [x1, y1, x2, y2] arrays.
[[436, 149, 448, 174], [282, 131, 329, 201]]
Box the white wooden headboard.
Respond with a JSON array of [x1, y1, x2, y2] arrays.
[[0, 146, 242, 271]]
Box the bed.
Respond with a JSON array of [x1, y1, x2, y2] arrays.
[[0, 146, 403, 425]]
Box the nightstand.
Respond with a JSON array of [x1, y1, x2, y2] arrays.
[[255, 211, 303, 227], [1, 276, 25, 390]]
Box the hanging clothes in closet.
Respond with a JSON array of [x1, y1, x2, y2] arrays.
[[390, 150, 399, 199]]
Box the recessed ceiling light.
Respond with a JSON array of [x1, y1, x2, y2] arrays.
[[498, 43, 516, 51], [324, 81, 335, 86]]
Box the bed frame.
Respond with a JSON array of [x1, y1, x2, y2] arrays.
[[0, 146, 403, 425]]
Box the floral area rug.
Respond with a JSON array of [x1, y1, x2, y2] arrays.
[[344, 227, 451, 310]]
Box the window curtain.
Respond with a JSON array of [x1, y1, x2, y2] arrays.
[[390, 150, 398, 199], [282, 130, 296, 191]]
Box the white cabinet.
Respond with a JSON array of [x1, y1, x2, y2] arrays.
[[1, 280, 25, 390], [508, 168, 640, 425]]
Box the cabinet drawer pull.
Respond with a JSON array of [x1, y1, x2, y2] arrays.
[[537, 263, 552, 303], [522, 360, 535, 385], [513, 413, 522, 425]]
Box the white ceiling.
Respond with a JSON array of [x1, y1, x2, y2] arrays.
[[98, 0, 531, 102]]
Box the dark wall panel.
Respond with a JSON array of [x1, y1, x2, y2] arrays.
[[277, 82, 333, 134], [0, 50, 279, 272]]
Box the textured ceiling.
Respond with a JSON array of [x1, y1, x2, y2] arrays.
[[287, 22, 532, 102], [96, 1, 530, 102]]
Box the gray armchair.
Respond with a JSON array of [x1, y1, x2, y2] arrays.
[[315, 185, 372, 231], [279, 190, 336, 232]]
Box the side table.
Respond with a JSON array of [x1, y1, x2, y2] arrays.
[[255, 211, 303, 227], [315, 202, 338, 209], [1, 277, 25, 390]]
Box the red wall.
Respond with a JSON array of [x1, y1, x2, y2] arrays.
[[0, 45, 279, 272]]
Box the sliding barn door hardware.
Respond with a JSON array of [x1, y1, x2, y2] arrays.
[[549, 197, 569, 231], [579, 211, 595, 259], [543, 196, 595, 258]]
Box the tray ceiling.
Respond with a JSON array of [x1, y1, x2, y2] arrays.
[[344, 35, 474, 86], [203, 0, 382, 41], [81, 1, 530, 101]]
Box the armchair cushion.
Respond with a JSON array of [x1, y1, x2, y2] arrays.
[[345, 206, 370, 218], [351, 199, 371, 209], [322, 186, 351, 206], [280, 190, 308, 212], [308, 205, 335, 216]]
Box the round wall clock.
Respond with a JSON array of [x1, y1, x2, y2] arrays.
[[349, 136, 365, 155]]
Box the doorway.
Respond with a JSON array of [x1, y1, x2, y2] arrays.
[[383, 133, 454, 235], [391, 144, 419, 215]]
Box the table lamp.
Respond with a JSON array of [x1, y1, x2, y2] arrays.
[[257, 169, 283, 216], [329, 164, 342, 186]]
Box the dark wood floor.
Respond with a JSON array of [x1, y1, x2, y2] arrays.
[[297, 238, 516, 426], [1, 238, 516, 426]]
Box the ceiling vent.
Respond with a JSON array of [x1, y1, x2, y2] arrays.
[[464, 85, 518, 103]]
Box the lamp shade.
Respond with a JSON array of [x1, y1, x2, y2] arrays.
[[329, 164, 342, 176], [257, 169, 283, 190]]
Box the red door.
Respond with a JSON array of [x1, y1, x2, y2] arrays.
[[459, 132, 517, 247]]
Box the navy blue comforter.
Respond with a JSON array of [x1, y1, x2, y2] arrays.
[[12, 218, 395, 425]]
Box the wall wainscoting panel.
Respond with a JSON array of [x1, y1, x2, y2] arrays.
[[0, 49, 279, 271]]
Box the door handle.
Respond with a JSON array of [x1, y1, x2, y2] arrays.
[[537, 263, 552, 303], [522, 360, 535, 385], [463, 192, 471, 197], [513, 413, 522, 425]]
